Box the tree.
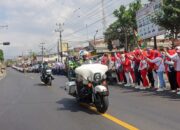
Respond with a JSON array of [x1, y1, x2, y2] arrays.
[[0, 49, 4, 62], [152, 0, 180, 46], [29, 52, 37, 61], [104, 0, 142, 51]]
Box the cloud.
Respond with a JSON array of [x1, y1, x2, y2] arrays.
[[0, 0, 148, 59]]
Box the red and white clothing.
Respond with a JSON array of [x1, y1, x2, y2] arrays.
[[123, 56, 133, 86], [139, 60, 148, 71], [139, 59, 149, 87], [115, 54, 124, 82], [167, 53, 180, 88], [147, 57, 165, 72]]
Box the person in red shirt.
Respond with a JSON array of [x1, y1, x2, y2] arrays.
[[133, 49, 143, 89], [115, 52, 124, 84], [139, 54, 149, 89], [123, 53, 133, 87], [146, 48, 155, 88], [165, 48, 178, 92]]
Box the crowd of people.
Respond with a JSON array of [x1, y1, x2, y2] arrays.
[[101, 46, 180, 95]]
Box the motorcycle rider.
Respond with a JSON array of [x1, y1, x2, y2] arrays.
[[41, 62, 54, 80], [76, 52, 92, 100]]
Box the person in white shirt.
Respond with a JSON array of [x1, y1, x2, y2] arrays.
[[164, 58, 178, 92], [146, 51, 166, 92], [165, 49, 180, 95], [114, 53, 124, 84]]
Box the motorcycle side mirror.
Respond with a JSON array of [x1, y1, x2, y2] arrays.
[[102, 74, 107, 79], [87, 76, 92, 82]]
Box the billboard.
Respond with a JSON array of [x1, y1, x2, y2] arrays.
[[59, 43, 68, 52], [136, 0, 165, 39]]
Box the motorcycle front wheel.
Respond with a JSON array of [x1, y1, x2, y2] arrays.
[[95, 94, 109, 113], [47, 78, 52, 86]]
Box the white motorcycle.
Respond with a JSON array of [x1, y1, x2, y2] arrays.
[[66, 63, 109, 113], [41, 69, 53, 86]]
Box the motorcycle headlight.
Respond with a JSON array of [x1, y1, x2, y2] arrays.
[[46, 69, 52, 74], [102, 74, 107, 79], [87, 76, 92, 81], [94, 73, 101, 82]]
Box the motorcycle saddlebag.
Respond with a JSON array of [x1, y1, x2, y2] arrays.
[[66, 81, 76, 96]]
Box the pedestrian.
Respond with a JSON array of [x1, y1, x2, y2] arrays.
[[139, 55, 149, 90], [146, 49, 156, 88], [146, 51, 166, 92], [123, 53, 133, 87], [115, 52, 124, 84], [132, 49, 143, 89], [165, 48, 180, 95], [165, 56, 178, 93]]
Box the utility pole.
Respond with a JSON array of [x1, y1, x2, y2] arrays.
[[40, 43, 45, 63], [55, 23, 64, 62], [86, 24, 89, 41], [154, 36, 157, 50], [94, 30, 98, 45], [101, 0, 107, 32]]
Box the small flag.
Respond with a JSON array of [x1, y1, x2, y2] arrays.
[[134, 30, 143, 46]]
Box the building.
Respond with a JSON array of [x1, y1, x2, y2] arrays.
[[89, 39, 124, 54]]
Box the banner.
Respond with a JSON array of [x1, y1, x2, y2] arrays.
[[59, 43, 68, 52]]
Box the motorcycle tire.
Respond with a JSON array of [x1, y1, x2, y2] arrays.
[[95, 94, 109, 113], [47, 78, 52, 86]]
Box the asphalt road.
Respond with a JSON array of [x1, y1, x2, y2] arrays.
[[0, 68, 180, 130]]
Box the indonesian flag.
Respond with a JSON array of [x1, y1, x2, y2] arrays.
[[134, 30, 143, 46]]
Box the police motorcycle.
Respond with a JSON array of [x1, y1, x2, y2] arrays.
[[40, 62, 54, 86], [66, 63, 109, 113]]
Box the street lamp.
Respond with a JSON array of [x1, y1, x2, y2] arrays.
[[55, 23, 64, 62], [0, 25, 10, 46], [0, 25, 8, 29], [94, 30, 98, 45], [0, 42, 10, 46]]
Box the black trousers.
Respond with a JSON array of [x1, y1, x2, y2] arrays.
[[147, 69, 154, 87], [168, 71, 178, 90], [134, 66, 142, 85]]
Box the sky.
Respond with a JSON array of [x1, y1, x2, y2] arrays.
[[0, 0, 148, 59]]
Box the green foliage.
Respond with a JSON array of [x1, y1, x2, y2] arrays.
[[0, 49, 4, 62], [104, 0, 142, 50], [29, 52, 37, 61], [5, 59, 15, 67], [152, 0, 180, 39]]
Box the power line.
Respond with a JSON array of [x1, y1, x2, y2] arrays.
[[64, 0, 113, 27], [63, 36, 104, 44], [63, 12, 114, 38], [84, 0, 118, 21], [64, 1, 131, 40], [63, 27, 104, 42], [62, 0, 124, 38]]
